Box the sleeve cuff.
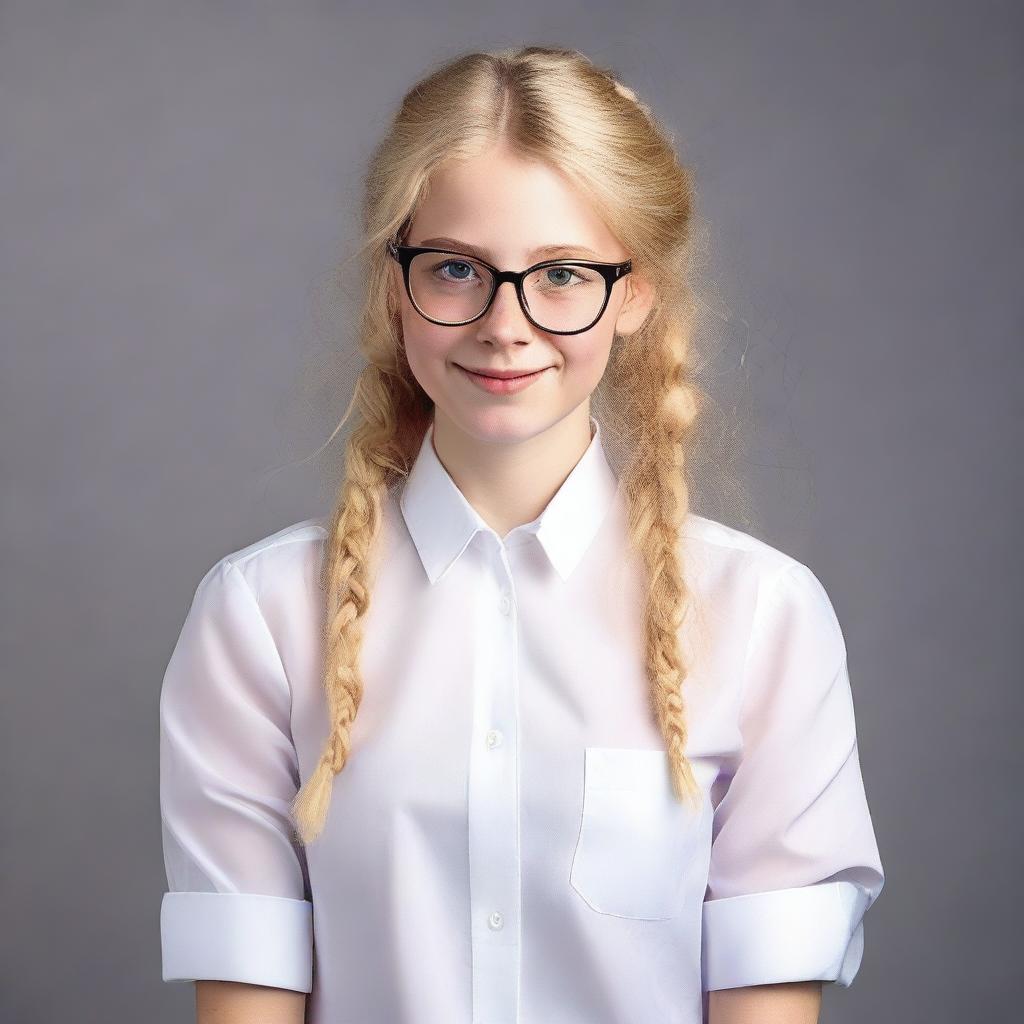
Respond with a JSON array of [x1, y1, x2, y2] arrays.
[[161, 891, 314, 993], [702, 880, 873, 991]]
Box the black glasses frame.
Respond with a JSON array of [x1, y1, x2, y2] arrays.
[[387, 240, 632, 336]]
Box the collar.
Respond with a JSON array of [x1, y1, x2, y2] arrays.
[[399, 414, 619, 584]]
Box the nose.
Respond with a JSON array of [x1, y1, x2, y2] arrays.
[[478, 280, 534, 341]]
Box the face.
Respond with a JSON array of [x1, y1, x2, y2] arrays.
[[390, 145, 654, 448]]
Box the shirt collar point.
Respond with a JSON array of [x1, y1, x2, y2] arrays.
[[401, 413, 615, 583]]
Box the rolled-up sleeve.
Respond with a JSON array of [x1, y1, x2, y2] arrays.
[[159, 557, 314, 993], [702, 561, 885, 992]]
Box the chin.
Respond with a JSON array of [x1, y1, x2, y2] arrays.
[[446, 407, 576, 447]]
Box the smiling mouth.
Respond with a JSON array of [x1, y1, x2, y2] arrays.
[[456, 365, 551, 379]]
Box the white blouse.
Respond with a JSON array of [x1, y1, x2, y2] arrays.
[[159, 414, 885, 1024]]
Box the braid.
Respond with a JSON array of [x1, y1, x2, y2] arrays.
[[620, 316, 704, 811], [290, 413, 391, 846]]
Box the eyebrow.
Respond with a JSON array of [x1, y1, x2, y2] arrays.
[[415, 236, 605, 262]]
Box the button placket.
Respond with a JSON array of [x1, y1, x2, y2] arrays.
[[467, 540, 521, 1023]]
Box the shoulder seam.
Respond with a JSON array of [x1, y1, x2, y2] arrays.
[[682, 514, 795, 561], [226, 519, 327, 571]]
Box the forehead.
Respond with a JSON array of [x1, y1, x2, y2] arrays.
[[406, 149, 626, 265]]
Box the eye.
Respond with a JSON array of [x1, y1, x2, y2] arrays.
[[534, 264, 596, 290], [433, 259, 480, 283], [546, 267, 577, 286]]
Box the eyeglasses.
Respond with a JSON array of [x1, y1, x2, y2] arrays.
[[387, 240, 632, 336]]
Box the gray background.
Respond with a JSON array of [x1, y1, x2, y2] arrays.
[[2, 2, 1020, 1021]]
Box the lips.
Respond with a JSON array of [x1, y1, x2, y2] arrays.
[[457, 363, 551, 395], [458, 365, 549, 379]]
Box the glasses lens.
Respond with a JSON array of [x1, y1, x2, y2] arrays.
[[408, 251, 606, 332], [408, 251, 494, 325], [522, 263, 607, 333]]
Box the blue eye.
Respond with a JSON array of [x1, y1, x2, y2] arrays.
[[546, 267, 575, 286], [436, 260, 477, 282]]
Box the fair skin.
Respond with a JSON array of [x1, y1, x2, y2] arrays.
[[709, 981, 823, 1023], [392, 143, 654, 537], [194, 980, 305, 1022], [195, 144, 821, 1022]]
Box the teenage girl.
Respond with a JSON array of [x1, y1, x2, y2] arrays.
[[159, 44, 884, 1024]]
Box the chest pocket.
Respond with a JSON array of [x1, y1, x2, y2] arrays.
[[569, 746, 710, 921]]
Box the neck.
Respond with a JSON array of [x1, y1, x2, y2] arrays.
[[430, 406, 595, 539]]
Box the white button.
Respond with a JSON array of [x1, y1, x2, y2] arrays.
[[488, 911, 504, 930], [498, 593, 512, 615], [485, 729, 503, 749]]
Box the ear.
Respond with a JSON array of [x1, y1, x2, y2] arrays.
[[613, 271, 656, 336]]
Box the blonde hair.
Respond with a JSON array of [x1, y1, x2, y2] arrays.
[[290, 44, 738, 846]]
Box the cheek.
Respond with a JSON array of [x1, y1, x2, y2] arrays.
[[401, 317, 457, 387], [560, 332, 615, 392]]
